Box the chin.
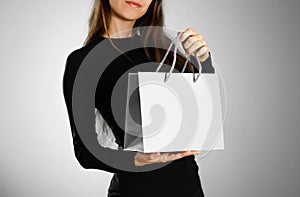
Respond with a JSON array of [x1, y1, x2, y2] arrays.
[[124, 14, 143, 21], [115, 10, 145, 22]]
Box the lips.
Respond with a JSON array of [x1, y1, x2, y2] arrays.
[[125, 1, 142, 8]]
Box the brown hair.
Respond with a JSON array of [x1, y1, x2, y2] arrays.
[[84, 0, 194, 72]]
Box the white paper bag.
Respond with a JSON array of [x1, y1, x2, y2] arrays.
[[124, 34, 224, 153]]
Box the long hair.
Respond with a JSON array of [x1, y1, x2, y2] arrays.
[[84, 0, 194, 73]]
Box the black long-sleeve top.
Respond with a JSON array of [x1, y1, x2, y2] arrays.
[[63, 33, 214, 196]]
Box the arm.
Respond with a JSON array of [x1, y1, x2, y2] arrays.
[[62, 51, 137, 173]]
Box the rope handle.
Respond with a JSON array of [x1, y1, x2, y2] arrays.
[[155, 32, 202, 82]]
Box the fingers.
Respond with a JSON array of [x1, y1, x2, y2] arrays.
[[135, 150, 201, 166], [182, 35, 205, 49], [179, 28, 200, 42], [159, 153, 172, 163], [157, 151, 200, 163], [180, 150, 200, 158], [149, 152, 160, 160], [184, 39, 208, 56]]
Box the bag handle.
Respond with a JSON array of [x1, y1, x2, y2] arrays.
[[155, 32, 202, 82]]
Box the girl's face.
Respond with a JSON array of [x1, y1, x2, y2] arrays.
[[109, 0, 153, 21]]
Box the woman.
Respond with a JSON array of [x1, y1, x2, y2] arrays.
[[63, 0, 215, 196]]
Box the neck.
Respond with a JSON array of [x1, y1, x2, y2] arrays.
[[103, 13, 136, 38]]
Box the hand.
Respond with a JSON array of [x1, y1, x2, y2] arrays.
[[134, 150, 200, 166], [179, 28, 211, 62]]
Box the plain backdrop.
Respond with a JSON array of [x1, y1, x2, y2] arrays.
[[0, 0, 299, 196]]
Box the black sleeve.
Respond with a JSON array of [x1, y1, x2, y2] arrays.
[[191, 52, 215, 74], [62, 51, 138, 173]]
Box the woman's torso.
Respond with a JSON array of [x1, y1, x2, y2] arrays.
[[74, 34, 204, 197]]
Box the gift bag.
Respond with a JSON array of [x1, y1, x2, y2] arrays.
[[124, 34, 224, 153]]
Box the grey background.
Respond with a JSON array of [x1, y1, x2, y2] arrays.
[[0, 0, 299, 196]]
